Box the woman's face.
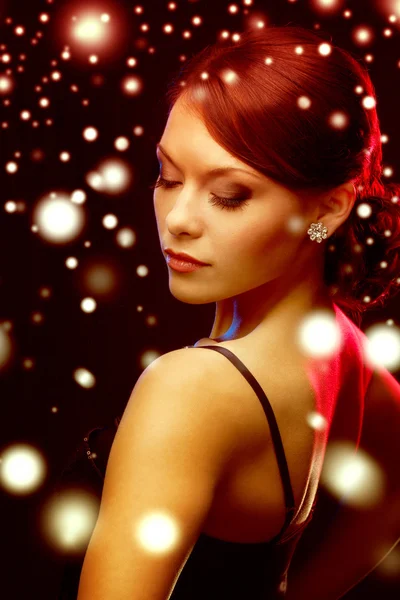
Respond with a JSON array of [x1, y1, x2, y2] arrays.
[[153, 97, 318, 305]]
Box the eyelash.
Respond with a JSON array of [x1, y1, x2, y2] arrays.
[[149, 177, 250, 211]]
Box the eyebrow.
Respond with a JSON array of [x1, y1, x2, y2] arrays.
[[156, 143, 264, 181]]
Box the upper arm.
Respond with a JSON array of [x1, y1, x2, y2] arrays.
[[286, 365, 400, 600], [77, 348, 240, 600]]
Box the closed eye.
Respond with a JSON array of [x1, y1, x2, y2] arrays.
[[149, 177, 250, 212]]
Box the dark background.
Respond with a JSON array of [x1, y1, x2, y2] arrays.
[[0, 0, 399, 597]]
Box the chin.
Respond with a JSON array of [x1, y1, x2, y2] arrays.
[[168, 285, 216, 305]]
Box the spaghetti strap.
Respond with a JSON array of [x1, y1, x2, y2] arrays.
[[186, 344, 297, 537]]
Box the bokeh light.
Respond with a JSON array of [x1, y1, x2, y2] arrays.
[[32, 192, 86, 243], [83, 126, 98, 141], [135, 511, 181, 554], [114, 136, 130, 151], [320, 441, 386, 508], [0, 325, 15, 371], [86, 158, 132, 194], [0, 444, 47, 495], [310, 0, 345, 15], [115, 227, 136, 248], [55, 2, 128, 62], [296, 309, 343, 358], [73, 367, 96, 389], [0, 74, 14, 94], [72, 14, 111, 46], [81, 297, 97, 313], [121, 74, 143, 96], [82, 261, 121, 297], [40, 489, 100, 553], [364, 323, 400, 371], [139, 349, 161, 370], [352, 25, 375, 46]]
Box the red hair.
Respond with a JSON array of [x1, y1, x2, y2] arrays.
[[162, 25, 400, 326]]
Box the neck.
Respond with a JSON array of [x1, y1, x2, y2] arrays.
[[209, 248, 333, 345]]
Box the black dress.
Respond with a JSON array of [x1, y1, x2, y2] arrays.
[[55, 345, 317, 599]]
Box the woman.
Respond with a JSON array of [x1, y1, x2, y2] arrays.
[[57, 25, 400, 599]]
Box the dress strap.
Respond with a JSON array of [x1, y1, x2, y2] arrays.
[[186, 344, 297, 534]]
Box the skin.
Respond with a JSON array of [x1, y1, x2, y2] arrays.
[[153, 96, 356, 350]]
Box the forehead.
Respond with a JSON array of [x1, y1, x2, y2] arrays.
[[159, 98, 261, 176]]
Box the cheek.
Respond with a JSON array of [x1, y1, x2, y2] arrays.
[[217, 214, 302, 273], [153, 199, 169, 229], [222, 213, 289, 253], [153, 196, 163, 214]]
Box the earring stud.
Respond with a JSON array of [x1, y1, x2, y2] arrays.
[[307, 221, 328, 243]]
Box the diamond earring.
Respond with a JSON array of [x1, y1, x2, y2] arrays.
[[307, 221, 328, 243]]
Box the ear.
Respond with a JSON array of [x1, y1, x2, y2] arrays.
[[316, 181, 356, 237]]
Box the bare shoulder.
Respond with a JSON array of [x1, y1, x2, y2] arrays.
[[122, 344, 283, 481], [119, 346, 245, 466], [139, 346, 240, 404], [146, 346, 225, 381], [142, 345, 252, 404]]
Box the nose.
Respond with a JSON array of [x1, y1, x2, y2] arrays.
[[164, 188, 204, 236]]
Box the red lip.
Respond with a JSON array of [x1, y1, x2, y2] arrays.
[[164, 248, 209, 266]]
